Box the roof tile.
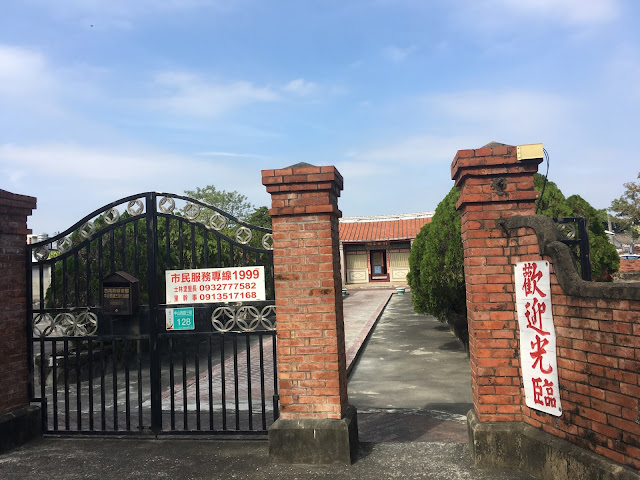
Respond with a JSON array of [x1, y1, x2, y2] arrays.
[[339, 216, 432, 242]]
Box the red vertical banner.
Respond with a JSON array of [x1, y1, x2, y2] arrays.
[[514, 261, 562, 416]]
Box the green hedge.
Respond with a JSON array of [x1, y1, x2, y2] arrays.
[[407, 186, 466, 326], [407, 177, 619, 348]]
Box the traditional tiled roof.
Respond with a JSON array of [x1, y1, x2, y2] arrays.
[[339, 212, 434, 243]]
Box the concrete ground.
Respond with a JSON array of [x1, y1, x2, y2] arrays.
[[0, 291, 533, 479], [343, 289, 393, 372], [349, 292, 474, 444], [0, 437, 534, 480], [349, 292, 473, 415]]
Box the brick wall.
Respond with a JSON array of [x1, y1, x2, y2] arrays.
[[451, 145, 540, 424], [0, 190, 37, 415], [262, 165, 349, 419], [619, 258, 640, 274], [452, 146, 640, 470], [615, 258, 640, 283]]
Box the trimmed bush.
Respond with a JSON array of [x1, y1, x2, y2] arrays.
[[408, 187, 467, 340]]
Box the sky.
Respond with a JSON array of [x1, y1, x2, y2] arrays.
[[1, 0, 639, 235]]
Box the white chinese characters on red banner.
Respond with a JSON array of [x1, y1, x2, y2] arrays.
[[165, 266, 266, 304], [514, 261, 562, 416]]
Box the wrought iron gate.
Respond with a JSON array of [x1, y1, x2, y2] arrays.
[[26, 192, 278, 435], [555, 217, 592, 281]]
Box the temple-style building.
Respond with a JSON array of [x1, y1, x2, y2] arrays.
[[339, 212, 433, 286]]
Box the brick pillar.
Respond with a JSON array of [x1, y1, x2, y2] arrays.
[[262, 164, 357, 465], [450, 144, 542, 424], [0, 189, 40, 451]]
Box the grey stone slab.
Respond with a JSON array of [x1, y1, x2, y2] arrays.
[[0, 436, 535, 480]]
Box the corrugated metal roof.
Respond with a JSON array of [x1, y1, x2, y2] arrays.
[[339, 213, 433, 243]]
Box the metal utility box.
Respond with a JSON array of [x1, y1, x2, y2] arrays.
[[102, 271, 139, 316], [517, 143, 544, 161]]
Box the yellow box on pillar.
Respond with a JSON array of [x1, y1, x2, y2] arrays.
[[516, 143, 543, 161]]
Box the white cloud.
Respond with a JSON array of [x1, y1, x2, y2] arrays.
[[0, 143, 190, 181], [490, 0, 621, 25], [335, 160, 393, 179], [148, 72, 279, 118], [197, 151, 268, 159], [382, 45, 417, 62], [0, 45, 57, 100], [148, 73, 334, 117], [0, 43, 107, 121], [283, 78, 318, 97], [23, 0, 228, 28], [607, 44, 640, 100], [424, 90, 576, 141], [452, 0, 621, 32], [341, 89, 577, 188], [345, 134, 482, 167], [0, 142, 269, 233], [52, 0, 215, 11], [0, 143, 270, 192]]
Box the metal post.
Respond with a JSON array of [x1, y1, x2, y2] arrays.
[[146, 192, 162, 433], [555, 217, 593, 282], [577, 217, 592, 281], [25, 244, 34, 401]]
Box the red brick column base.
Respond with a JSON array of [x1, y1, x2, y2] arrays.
[[262, 164, 358, 464], [0, 189, 41, 452], [451, 144, 541, 423]]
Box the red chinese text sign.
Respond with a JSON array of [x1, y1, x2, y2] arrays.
[[165, 266, 266, 305], [514, 261, 562, 417]]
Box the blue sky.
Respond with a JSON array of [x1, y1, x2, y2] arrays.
[[1, 0, 639, 234]]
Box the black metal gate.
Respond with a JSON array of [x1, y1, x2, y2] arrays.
[[26, 192, 278, 435], [555, 217, 592, 281]]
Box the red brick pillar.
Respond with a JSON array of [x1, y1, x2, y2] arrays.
[[262, 164, 357, 464], [0, 189, 40, 451], [450, 145, 542, 424]]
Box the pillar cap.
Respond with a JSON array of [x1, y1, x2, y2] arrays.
[[0, 189, 37, 210], [0, 189, 37, 235], [450, 143, 542, 211], [262, 165, 343, 193], [262, 165, 343, 217]]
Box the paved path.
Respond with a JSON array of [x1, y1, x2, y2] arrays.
[[349, 292, 473, 413], [348, 292, 474, 444], [343, 289, 393, 372]]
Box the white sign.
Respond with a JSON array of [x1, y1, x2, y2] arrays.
[[514, 261, 562, 417], [165, 266, 266, 304]]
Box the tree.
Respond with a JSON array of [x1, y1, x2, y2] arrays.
[[564, 194, 619, 281], [244, 206, 272, 229], [610, 171, 640, 241], [407, 187, 466, 321], [407, 222, 431, 315], [407, 175, 620, 346], [184, 186, 255, 220], [534, 174, 572, 218], [536, 174, 619, 281], [183, 185, 272, 238]]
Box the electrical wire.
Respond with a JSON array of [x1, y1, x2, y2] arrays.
[[535, 148, 550, 214]]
